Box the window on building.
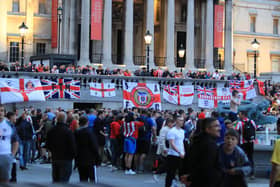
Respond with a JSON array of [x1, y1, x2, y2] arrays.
[[12, 0, 20, 12], [273, 19, 279, 35], [250, 16, 256, 32], [36, 43, 46, 55], [9, 42, 20, 63], [39, 0, 47, 14], [272, 56, 280, 72]]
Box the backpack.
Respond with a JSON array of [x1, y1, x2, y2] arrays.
[[243, 120, 256, 141]]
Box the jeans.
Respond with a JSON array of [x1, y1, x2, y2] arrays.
[[19, 140, 31, 167], [110, 138, 120, 167], [78, 164, 96, 182], [241, 142, 254, 175], [165, 155, 181, 187], [52, 160, 72, 183]]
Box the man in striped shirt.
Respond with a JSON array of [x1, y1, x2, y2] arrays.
[[235, 110, 256, 179]]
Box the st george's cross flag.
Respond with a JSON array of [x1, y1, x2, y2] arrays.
[[197, 86, 218, 109], [40, 78, 80, 99], [123, 81, 161, 110], [163, 85, 194, 105], [0, 78, 45, 104], [197, 86, 232, 108], [90, 82, 116, 97], [229, 80, 256, 100]]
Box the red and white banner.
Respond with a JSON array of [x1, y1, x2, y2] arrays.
[[257, 80, 265, 96], [163, 85, 194, 106], [51, 0, 58, 48], [90, 82, 116, 98], [0, 78, 45, 104], [197, 87, 231, 109], [214, 5, 224, 48], [230, 80, 256, 100], [91, 0, 103, 40], [123, 81, 161, 110]]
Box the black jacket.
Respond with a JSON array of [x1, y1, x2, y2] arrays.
[[93, 117, 105, 146], [46, 123, 76, 161], [16, 119, 33, 141], [74, 127, 100, 166], [187, 133, 222, 187]]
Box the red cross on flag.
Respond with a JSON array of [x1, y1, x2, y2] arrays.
[[90, 82, 116, 98], [0, 78, 45, 104], [163, 85, 194, 105]]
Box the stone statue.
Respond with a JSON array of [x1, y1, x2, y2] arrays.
[[217, 97, 277, 125]]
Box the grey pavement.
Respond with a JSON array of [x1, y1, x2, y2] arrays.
[[14, 163, 269, 187]]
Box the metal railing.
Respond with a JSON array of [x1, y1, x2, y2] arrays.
[[214, 60, 224, 69], [133, 56, 146, 66], [154, 57, 166, 66], [112, 54, 123, 65], [91, 53, 103, 64], [194, 58, 206, 69]]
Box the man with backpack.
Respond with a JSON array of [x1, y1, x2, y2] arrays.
[[235, 110, 256, 179]]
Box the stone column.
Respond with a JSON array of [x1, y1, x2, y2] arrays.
[[62, 0, 70, 54], [166, 0, 176, 70], [69, 0, 76, 54], [79, 0, 90, 65], [25, 0, 34, 64], [224, 0, 233, 72], [201, 1, 206, 63], [186, 0, 195, 70], [123, 0, 134, 69], [102, 0, 113, 67], [205, 0, 214, 71], [0, 3, 7, 62], [146, 0, 155, 69]]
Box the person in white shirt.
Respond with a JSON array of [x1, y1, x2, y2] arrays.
[[153, 118, 174, 181], [165, 115, 185, 187], [0, 104, 19, 183]]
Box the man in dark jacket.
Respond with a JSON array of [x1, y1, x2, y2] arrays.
[[46, 112, 76, 183], [183, 118, 223, 187], [75, 116, 100, 182]]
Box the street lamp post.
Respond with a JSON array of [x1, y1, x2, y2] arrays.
[[178, 44, 185, 72], [144, 30, 152, 72], [19, 22, 28, 69], [57, 6, 63, 54], [251, 38, 260, 79]]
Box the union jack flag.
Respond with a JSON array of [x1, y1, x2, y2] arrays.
[[229, 80, 244, 90], [41, 78, 80, 99], [163, 85, 178, 96]]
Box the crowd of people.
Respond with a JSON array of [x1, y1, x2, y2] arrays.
[[0, 100, 267, 187], [0, 61, 254, 81]]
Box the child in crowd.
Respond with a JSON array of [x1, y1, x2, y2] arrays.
[[218, 129, 251, 187]]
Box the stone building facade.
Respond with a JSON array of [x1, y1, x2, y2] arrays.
[[0, 0, 279, 75]]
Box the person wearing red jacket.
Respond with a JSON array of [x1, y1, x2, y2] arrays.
[[110, 115, 123, 171]]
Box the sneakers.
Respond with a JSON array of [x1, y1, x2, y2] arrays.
[[125, 169, 136, 175], [111, 166, 118, 172], [153, 174, 159, 182]]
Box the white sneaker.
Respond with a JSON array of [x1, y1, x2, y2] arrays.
[[128, 169, 136, 175], [111, 166, 118, 172], [125, 170, 129, 174], [153, 174, 159, 182]]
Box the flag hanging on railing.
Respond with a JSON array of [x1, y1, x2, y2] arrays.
[[0, 78, 45, 104], [123, 81, 161, 110], [229, 80, 256, 100], [40, 78, 80, 99], [163, 85, 194, 105], [90, 82, 116, 97]]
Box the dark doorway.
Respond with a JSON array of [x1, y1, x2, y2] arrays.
[[177, 32, 186, 68], [73, 103, 103, 111], [117, 30, 123, 64]]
